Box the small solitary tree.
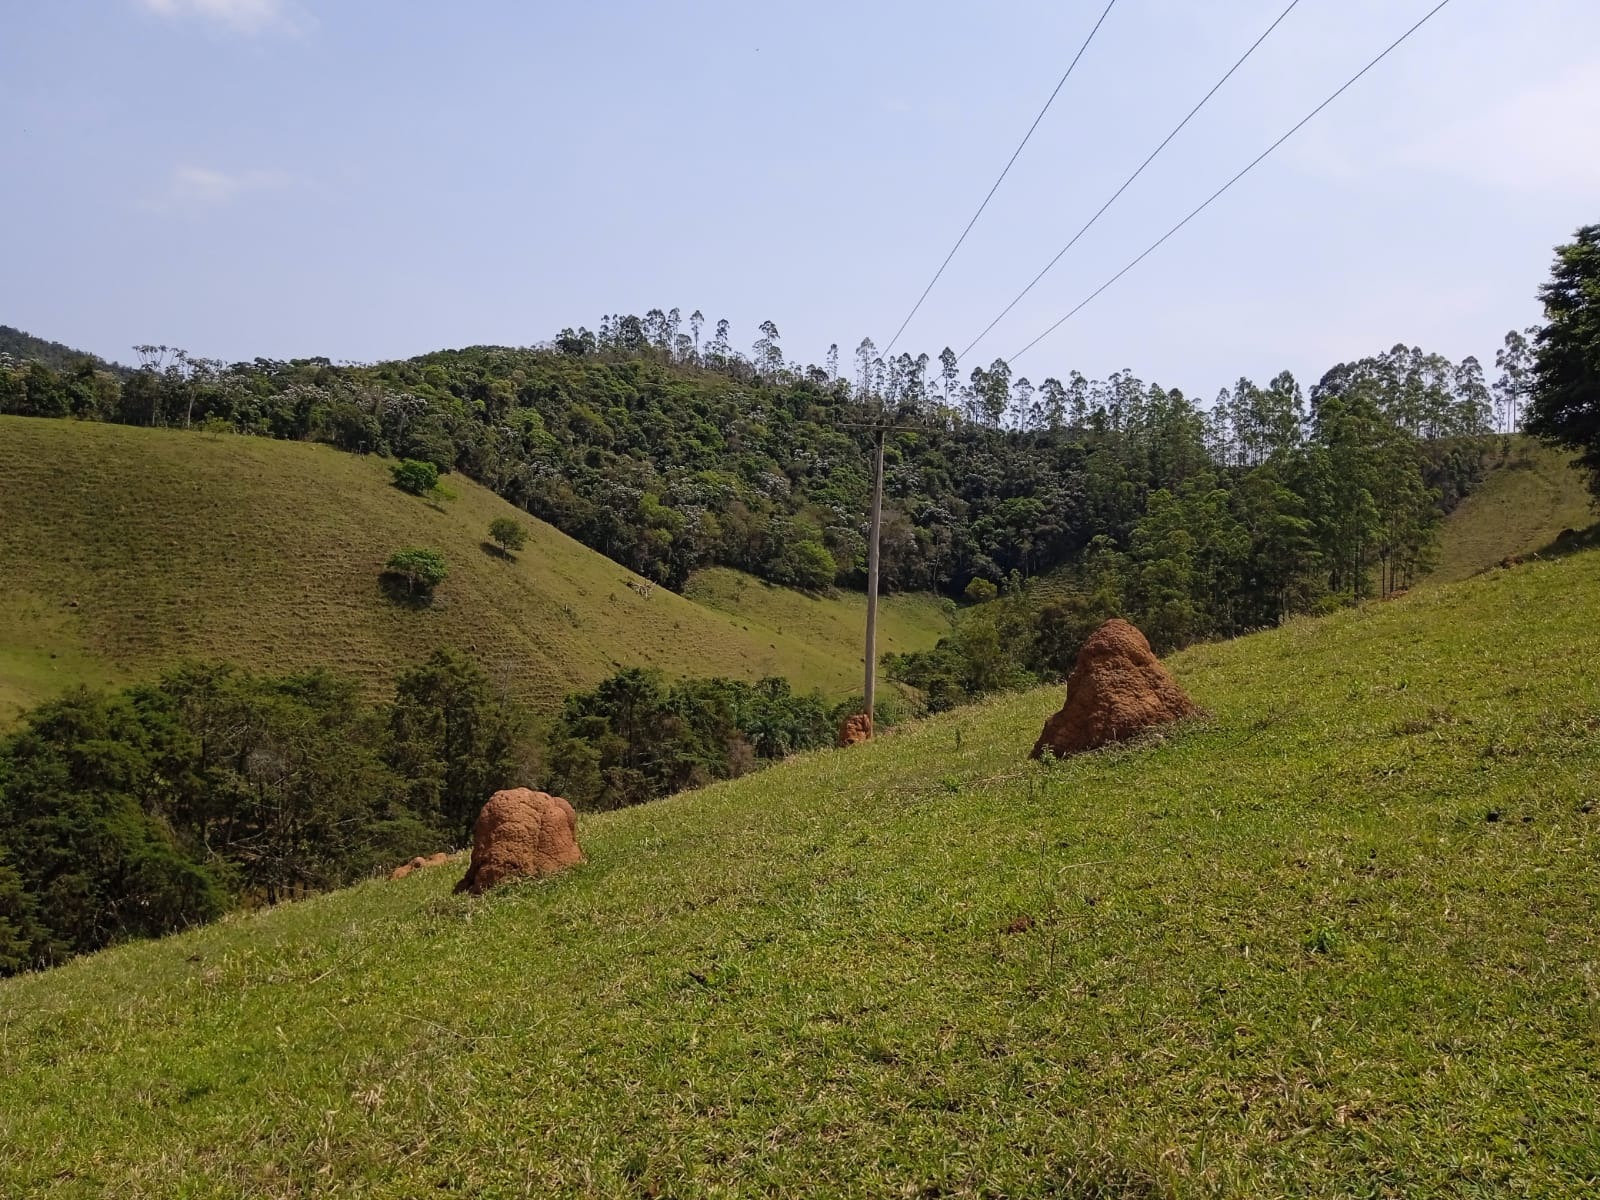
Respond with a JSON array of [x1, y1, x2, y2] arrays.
[[385, 548, 448, 596], [488, 517, 528, 556], [390, 459, 440, 496]]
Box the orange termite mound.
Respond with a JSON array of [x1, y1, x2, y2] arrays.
[[454, 788, 584, 895], [838, 711, 874, 747], [1030, 619, 1198, 759], [388, 851, 452, 881]]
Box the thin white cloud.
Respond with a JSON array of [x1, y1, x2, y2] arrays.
[[160, 164, 291, 209], [135, 0, 305, 36]]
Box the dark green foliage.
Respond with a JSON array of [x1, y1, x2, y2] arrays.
[[134, 664, 429, 903], [543, 669, 832, 810], [390, 458, 440, 496], [887, 592, 1056, 712], [963, 578, 998, 604], [384, 548, 447, 594], [388, 649, 525, 839], [2, 315, 1493, 619], [770, 537, 837, 591], [0, 656, 532, 973], [487, 516, 528, 555], [0, 648, 838, 971], [1527, 224, 1600, 498], [0, 687, 228, 965], [0, 847, 50, 973]]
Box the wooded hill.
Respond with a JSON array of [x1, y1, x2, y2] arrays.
[[0, 416, 948, 726], [2, 315, 1518, 658]]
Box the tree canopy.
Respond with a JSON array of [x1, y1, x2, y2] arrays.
[[1527, 224, 1600, 497], [1, 308, 1498, 636]]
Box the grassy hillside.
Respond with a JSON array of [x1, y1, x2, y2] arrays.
[[1427, 437, 1594, 585], [3, 549, 1597, 1196], [685, 566, 954, 667], [0, 417, 947, 723]]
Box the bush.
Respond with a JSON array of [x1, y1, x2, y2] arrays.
[[390, 459, 440, 496], [964, 578, 998, 604], [543, 670, 832, 810], [771, 538, 836, 591], [488, 516, 528, 555], [385, 548, 448, 595]]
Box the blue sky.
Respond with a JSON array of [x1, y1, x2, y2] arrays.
[[3, 0, 1598, 399]]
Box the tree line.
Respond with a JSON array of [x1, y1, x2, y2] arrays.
[[1, 315, 1514, 620], [0, 652, 838, 974]]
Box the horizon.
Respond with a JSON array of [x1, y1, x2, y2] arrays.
[[3, 1, 1598, 399]]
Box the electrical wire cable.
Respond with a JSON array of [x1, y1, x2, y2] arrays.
[[881, 0, 1119, 357], [958, 0, 1305, 362], [1008, 0, 1456, 365]]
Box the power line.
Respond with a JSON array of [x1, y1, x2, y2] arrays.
[[959, 0, 1305, 363], [880, 0, 1119, 358], [1009, 0, 1457, 366]]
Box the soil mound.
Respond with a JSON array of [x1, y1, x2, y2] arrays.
[[454, 788, 583, 895], [1030, 619, 1197, 759], [838, 712, 873, 747], [388, 851, 452, 881]]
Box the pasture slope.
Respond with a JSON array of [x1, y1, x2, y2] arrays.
[[0, 416, 947, 724], [2, 545, 1597, 1196], [1427, 436, 1593, 585]]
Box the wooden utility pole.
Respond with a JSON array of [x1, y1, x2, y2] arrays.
[[842, 415, 915, 737], [863, 426, 886, 727]]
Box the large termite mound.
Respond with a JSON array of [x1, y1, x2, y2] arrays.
[[454, 788, 584, 895], [1030, 619, 1197, 759], [838, 712, 873, 747]]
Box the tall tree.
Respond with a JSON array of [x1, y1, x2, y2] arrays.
[[938, 347, 959, 404], [1527, 225, 1600, 495], [753, 320, 783, 376], [389, 649, 524, 839], [854, 337, 879, 399]]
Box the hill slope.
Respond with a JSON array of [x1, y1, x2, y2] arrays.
[[3, 550, 1597, 1196], [684, 566, 953, 675], [1427, 436, 1594, 585], [0, 417, 946, 723], [0, 324, 127, 375]]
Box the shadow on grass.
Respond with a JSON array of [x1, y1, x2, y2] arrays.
[[1532, 520, 1600, 562], [479, 541, 516, 562], [378, 573, 436, 609]]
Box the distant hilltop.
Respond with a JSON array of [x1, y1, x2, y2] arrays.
[[0, 324, 130, 377]]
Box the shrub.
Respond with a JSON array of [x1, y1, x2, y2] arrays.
[[543, 670, 831, 810], [390, 459, 440, 496], [385, 548, 448, 595], [488, 517, 528, 555], [964, 577, 998, 604]]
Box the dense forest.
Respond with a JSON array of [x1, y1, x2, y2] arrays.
[[0, 652, 837, 974], [1, 315, 1528, 640]]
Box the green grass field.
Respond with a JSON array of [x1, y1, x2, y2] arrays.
[[1427, 437, 1594, 586], [0, 417, 947, 724], [3, 547, 1596, 1197]]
